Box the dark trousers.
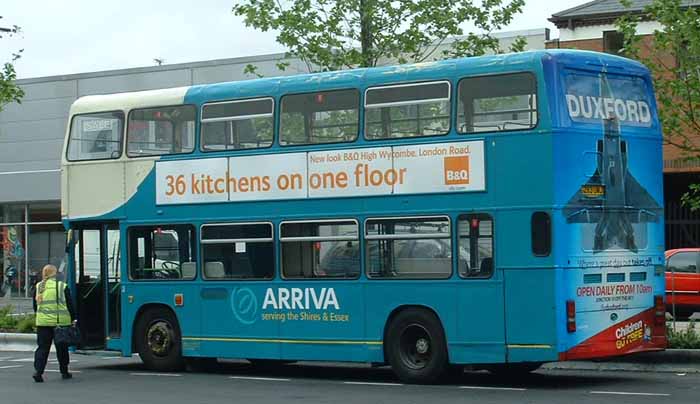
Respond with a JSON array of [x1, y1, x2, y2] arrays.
[[34, 326, 70, 375]]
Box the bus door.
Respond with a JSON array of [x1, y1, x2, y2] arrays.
[[71, 223, 120, 349]]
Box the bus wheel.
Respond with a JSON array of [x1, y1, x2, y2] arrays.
[[136, 308, 184, 371], [385, 309, 448, 384]]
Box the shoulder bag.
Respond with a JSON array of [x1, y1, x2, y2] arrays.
[[53, 279, 81, 347]]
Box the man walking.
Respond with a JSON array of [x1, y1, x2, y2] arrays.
[[33, 264, 76, 382]]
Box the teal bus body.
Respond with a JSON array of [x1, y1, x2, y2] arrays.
[[63, 50, 666, 378]]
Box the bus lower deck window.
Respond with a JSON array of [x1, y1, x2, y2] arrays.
[[458, 214, 494, 278], [201, 223, 274, 279]]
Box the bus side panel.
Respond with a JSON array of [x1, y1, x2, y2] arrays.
[[199, 283, 280, 360], [279, 282, 366, 362], [453, 277, 507, 364], [503, 268, 559, 362]]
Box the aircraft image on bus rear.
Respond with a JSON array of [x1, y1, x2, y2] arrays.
[[60, 49, 666, 383]]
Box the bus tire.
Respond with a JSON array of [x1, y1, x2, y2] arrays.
[[135, 308, 185, 372], [385, 308, 448, 384]]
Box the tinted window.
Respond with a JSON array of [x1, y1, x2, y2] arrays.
[[201, 98, 274, 151], [366, 217, 451, 279], [532, 212, 551, 256], [127, 105, 195, 157], [280, 89, 359, 145], [457, 73, 537, 133], [281, 220, 359, 279], [365, 81, 450, 139], [67, 112, 124, 161], [667, 252, 698, 274], [201, 223, 274, 279], [458, 214, 494, 278], [128, 225, 195, 280]]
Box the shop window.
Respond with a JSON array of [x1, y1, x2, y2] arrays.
[[0, 204, 26, 223]]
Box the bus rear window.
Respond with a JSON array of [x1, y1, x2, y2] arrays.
[[127, 105, 195, 157], [564, 72, 653, 127], [67, 112, 124, 161], [280, 89, 359, 145], [457, 72, 537, 133]]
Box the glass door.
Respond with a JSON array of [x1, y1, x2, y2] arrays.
[[72, 223, 120, 349]]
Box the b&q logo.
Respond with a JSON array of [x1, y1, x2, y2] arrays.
[[444, 156, 470, 185]]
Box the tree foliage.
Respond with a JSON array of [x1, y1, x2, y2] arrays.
[[616, 0, 700, 208], [0, 16, 24, 112], [233, 0, 526, 74]]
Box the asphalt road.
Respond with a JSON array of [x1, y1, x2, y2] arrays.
[[0, 352, 698, 404]]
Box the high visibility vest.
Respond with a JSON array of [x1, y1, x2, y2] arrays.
[[35, 278, 71, 327]]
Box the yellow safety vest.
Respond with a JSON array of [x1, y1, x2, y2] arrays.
[[35, 278, 71, 327]]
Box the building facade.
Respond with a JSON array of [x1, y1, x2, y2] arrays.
[[0, 29, 549, 298], [547, 0, 700, 249]]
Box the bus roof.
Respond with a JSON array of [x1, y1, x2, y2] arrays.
[[68, 50, 649, 115]]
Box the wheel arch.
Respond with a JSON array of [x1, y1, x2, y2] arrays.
[[382, 304, 449, 363], [131, 303, 180, 353]]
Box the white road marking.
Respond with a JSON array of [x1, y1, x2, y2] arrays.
[[229, 376, 291, 382], [0, 357, 15, 361], [9, 358, 33, 362], [460, 386, 527, 391], [130, 372, 182, 377], [343, 381, 403, 387], [590, 391, 670, 397], [45, 369, 82, 373], [0, 365, 23, 369], [676, 373, 687, 376]]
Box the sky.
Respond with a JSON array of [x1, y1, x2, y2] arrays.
[[1, 0, 588, 79]]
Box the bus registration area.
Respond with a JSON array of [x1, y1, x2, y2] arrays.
[[156, 141, 485, 204]]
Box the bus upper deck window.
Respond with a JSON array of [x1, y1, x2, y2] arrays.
[[457, 72, 537, 134], [201, 98, 274, 151], [67, 112, 124, 161], [126, 105, 196, 157], [365, 81, 450, 140], [279, 89, 359, 146]]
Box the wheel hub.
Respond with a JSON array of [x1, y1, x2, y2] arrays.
[[147, 321, 172, 356], [415, 338, 430, 354]]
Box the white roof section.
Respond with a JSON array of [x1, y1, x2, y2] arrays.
[[69, 86, 190, 115]]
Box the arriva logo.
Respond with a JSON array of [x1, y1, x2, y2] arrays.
[[262, 288, 340, 310]]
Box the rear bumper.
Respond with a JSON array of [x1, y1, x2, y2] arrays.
[[559, 308, 667, 361]]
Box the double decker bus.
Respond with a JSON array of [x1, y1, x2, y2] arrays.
[[61, 50, 666, 383]]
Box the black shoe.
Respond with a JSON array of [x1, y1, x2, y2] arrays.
[[61, 372, 73, 380], [32, 373, 43, 383]]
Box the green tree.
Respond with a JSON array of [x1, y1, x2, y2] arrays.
[[0, 16, 23, 111], [233, 0, 526, 74], [616, 0, 700, 208]]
